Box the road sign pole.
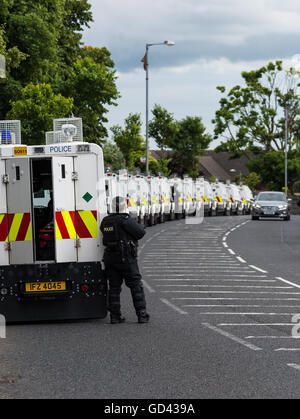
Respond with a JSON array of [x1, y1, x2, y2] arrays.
[[0, 54, 6, 123], [285, 108, 288, 197]]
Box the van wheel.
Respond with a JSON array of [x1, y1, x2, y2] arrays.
[[138, 215, 145, 226], [175, 213, 183, 220], [148, 214, 154, 226], [158, 213, 165, 223]]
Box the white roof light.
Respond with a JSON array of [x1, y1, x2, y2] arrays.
[[61, 124, 77, 142]]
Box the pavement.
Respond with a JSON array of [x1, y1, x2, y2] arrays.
[[0, 215, 299, 399]]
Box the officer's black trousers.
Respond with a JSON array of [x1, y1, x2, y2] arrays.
[[105, 260, 147, 316]]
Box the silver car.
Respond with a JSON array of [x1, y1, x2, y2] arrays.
[[252, 191, 291, 221]]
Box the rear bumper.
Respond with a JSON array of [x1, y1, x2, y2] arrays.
[[0, 262, 107, 323]]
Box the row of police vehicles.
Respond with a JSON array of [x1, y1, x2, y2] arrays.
[[105, 171, 253, 226], [0, 118, 253, 323]]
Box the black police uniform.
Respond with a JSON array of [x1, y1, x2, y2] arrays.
[[100, 213, 148, 323]]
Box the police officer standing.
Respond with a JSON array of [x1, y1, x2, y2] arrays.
[[100, 197, 150, 324]]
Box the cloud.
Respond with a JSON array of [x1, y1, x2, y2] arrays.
[[83, 0, 300, 72], [106, 57, 270, 148]]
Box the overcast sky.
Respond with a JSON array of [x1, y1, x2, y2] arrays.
[[82, 0, 300, 148]]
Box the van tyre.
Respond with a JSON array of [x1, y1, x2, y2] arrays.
[[148, 214, 155, 226]]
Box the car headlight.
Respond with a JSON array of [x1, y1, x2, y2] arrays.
[[278, 205, 288, 210], [254, 204, 261, 209]]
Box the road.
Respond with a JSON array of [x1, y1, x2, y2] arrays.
[[0, 215, 300, 399]]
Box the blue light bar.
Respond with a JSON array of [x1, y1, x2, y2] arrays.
[[1, 129, 12, 144]]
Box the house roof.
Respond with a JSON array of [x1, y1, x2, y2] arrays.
[[150, 150, 255, 181]]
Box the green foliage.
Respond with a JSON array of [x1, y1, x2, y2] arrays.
[[149, 104, 178, 151], [148, 156, 160, 175], [213, 61, 300, 155], [169, 116, 212, 179], [61, 55, 119, 143], [0, 26, 5, 55], [247, 151, 299, 192], [59, 0, 93, 70], [4, 0, 65, 84], [156, 158, 172, 177], [135, 154, 160, 175], [0, 1, 119, 143], [103, 142, 126, 172], [242, 172, 261, 191], [7, 83, 73, 145], [111, 113, 146, 171]]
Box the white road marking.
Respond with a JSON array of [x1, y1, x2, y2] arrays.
[[275, 348, 300, 352], [246, 336, 300, 339], [183, 305, 300, 308], [249, 265, 268, 274], [150, 274, 269, 278], [142, 279, 155, 294], [156, 285, 292, 289], [228, 249, 236, 255], [160, 298, 187, 315], [218, 323, 294, 326], [276, 277, 300, 289], [236, 257, 247, 263], [172, 297, 298, 301], [156, 279, 276, 282], [202, 323, 263, 351], [287, 364, 300, 371], [198, 313, 299, 316], [161, 291, 298, 294]]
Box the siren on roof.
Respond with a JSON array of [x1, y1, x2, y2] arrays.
[[54, 118, 83, 142], [0, 120, 21, 145], [45, 131, 63, 145]]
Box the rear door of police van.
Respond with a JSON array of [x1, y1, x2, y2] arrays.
[[5, 158, 33, 265]]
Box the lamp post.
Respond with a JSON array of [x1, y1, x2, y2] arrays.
[[144, 41, 175, 176], [0, 54, 6, 123], [230, 168, 242, 183], [284, 108, 288, 197]]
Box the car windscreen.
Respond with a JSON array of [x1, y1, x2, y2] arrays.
[[257, 193, 286, 202]]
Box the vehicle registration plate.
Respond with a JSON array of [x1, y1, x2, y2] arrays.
[[25, 282, 66, 293], [264, 210, 275, 215]]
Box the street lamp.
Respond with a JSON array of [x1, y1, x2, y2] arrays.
[[230, 168, 242, 184], [143, 40, 175, 176]]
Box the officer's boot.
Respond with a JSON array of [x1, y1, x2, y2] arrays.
[[137, 310, 150, 324], [110, 313, 126, 324]]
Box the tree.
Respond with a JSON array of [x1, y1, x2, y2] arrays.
[[148, 104, 178, 176], [0, 1, 119, 143], [213, 61, 300, 156], [3, 1, 65, 84], [149, 104, 178, 151], [169, 116, 212, 178], [242, 172, 261, 192], [247, 151, 299, 193], [111, 113, 146, 171], [61, 54, 119, 143], [58, 0, 93, 71], [103, 142, 126, 172], [7, 83, 73, 145]]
